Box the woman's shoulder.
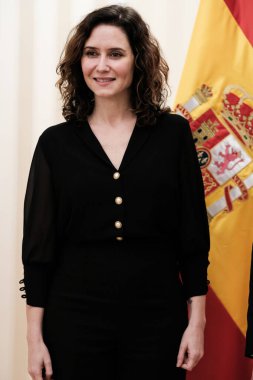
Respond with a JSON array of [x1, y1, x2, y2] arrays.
[[36, 120, 82, 151], [35, 120, 80, 158], [39, 120, 77, 141], [157, 111, 189, 127], [155, 111, 190, 137]]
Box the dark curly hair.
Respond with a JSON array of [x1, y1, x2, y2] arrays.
[[56, 5, 170, 126]]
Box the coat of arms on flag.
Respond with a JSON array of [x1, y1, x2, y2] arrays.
[[175, 84, 253, 218]]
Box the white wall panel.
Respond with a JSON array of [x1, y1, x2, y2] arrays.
[[0, 1, 20, 378]]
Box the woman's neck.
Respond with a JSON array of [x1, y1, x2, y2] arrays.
[[90, 95, 135, 127]]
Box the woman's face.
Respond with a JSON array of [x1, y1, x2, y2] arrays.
[[81, 24, 135, 101]]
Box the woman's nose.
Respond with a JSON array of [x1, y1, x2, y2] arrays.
[[96, 56, 110, 71]]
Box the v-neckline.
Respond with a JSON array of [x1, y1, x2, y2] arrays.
[[74, 118, 153, 172], [86, 120, 137, 172]]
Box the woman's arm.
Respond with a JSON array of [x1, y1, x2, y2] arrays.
[[26, 305, 44, 343], [175, 117, 210, 371], [20, 135, 57, 379], [188, 295, 206, 328], [177, 295, 206, 371], [26, 305, 53, 380]]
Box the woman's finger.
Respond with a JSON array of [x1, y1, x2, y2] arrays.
[[44, 360, 53, 379], [182, 352, 202, 371], [176, 342, 187, 367], [33, 371, 43, 380]]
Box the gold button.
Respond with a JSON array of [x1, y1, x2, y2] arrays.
[[115, 221, 122, 229], [116, 236, 123, 241], [115, 196, 123, 205], [113, 172, 120, 179]]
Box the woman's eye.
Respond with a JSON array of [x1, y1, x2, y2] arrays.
[[83, 50, 123, 58], [110, 52, 123, 58], [84, 50, 98, 57]]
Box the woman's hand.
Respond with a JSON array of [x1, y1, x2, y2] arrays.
[[176, 295, 206, 371], [176, 323, 204, 371], [27, 338, 53, 380], [26, 305, 52, 379]]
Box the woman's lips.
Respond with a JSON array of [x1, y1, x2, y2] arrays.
[[94, 78, 115, 83], [94, 77, 115, 84]]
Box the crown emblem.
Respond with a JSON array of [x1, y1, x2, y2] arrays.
[[174, 84, 213, 121], [194, 84, 213, 104], [221, 85, 253, 149]]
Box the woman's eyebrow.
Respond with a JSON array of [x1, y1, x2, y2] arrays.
[[108, 47, 126, 52], [83, 46, 126, 52]]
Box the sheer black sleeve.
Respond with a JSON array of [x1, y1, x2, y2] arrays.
[[20, 137, 56, 307], [178, 119, 210, 299]]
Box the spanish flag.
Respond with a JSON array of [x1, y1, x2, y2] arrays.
[[174, 1, 253, 378]]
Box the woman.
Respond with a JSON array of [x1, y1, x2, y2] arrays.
[[20, 5, 210, 380]]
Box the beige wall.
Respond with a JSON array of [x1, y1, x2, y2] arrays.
[[0, 0, 199, 378]]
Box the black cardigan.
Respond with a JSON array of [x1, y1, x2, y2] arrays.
[[20, 112, 210, 307]]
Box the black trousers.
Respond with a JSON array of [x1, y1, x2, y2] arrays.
[[43, 246, 187, 380]]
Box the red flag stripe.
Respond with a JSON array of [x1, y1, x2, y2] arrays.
[[224, 0, 253, 46], [187, 287, 253, 380]]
